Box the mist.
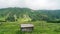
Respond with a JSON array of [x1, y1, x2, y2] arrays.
[[0, 0, 60, 10]]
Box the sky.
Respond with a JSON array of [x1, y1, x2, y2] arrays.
[[0, 0, 60, 10]]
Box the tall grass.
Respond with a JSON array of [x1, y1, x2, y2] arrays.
[[0, 21, 60, 34]]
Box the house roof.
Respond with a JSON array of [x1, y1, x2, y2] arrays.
[[21, 24, 34, 27]]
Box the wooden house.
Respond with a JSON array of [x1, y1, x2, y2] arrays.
[[21, 24, 34, 32]]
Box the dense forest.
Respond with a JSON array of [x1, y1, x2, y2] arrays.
[[0, 7, 60, 22]]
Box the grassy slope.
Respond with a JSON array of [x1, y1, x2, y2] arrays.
[[0, 8, 60, 34], [0, 21, 60, 34]]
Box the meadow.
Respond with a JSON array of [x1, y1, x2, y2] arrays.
[[0, 21, 60, 34]]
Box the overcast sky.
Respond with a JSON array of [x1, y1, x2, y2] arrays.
[[0, 0, 60, 10]]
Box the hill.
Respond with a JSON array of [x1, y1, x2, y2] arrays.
[[0, 8, 60, 34], [0, 8, 60, 22]]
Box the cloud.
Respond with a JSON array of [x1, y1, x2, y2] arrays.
[[25, 0, 60, 10], [0, 0, 25, 8], [0, 0, 60, 10]]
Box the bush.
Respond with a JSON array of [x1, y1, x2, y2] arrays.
[[54, 28, 60, 32]]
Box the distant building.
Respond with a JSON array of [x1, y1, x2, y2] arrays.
[[21, 24, 34, 32]]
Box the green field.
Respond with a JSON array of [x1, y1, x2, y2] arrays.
[[0, 8, 60, 34], [0, 21, 60, 34]]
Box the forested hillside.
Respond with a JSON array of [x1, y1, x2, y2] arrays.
[[0, 8, 60, 34], [0, 8, 60, 22]]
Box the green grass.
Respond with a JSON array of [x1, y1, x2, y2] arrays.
[[0, 21, 60, 34]]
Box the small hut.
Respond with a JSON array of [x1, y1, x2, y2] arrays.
[[21, 24, 34, 32]]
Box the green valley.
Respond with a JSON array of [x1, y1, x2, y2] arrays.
[[0, 8, 60, 34]]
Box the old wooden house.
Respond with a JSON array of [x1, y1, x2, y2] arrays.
[[21, 24, 34, 32]]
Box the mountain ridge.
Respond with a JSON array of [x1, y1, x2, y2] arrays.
[[0, 7, 60, 22]]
